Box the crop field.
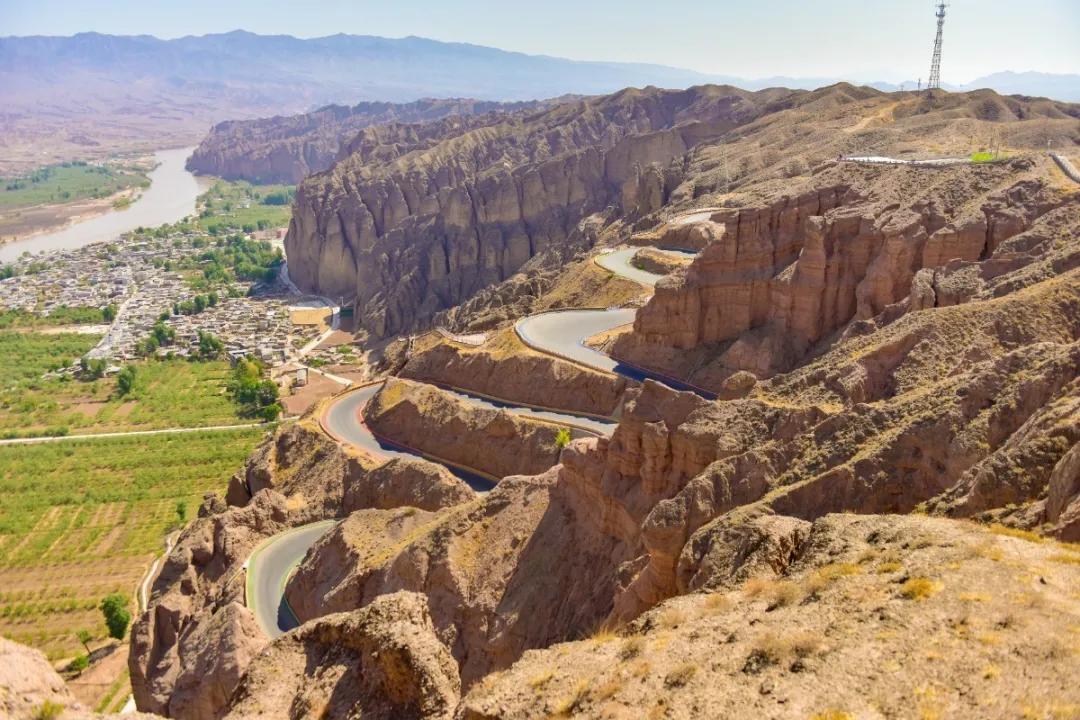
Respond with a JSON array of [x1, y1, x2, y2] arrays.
[[0, 343, 250, 437], [0, 329, 100, 384], [0, 161, 149, 210], [0, 306, 110, 329], [197, 180, 295, 233], [0, 427, 267, 660]]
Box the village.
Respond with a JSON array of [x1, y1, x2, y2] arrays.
[[0, 226, 339, 375]]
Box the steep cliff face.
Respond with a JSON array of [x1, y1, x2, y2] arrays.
[[613, 164, 1068, 389], [186, 98, 548, 184], [285, 85, 792, 335]]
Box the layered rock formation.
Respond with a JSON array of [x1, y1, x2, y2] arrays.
[[285, 85, 792, 335], [364, 378, 565, 479], [614, 164, 1071, 389], [187, 98, 547, 184], [132, 86, 1080, 719]]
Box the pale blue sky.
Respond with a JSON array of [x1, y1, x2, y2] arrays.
[[2, 0, 1077, 83]]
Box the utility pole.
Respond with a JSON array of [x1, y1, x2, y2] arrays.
[[928, 2, 948, 91]]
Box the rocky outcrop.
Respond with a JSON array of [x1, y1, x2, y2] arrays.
[[1, 637, 71, 719], [614, 169, 1067, 390], [345, 457, 476, 513], [129, 490, 286, 718], [460, 514, 1080, 720], [223, 592, 460, 720], [364, 378, 566, 479], [187, 98, 547, 184], [285, 85, 789, 335], [401, 330, 629, 418], [630, 246, 694, 275], [130, 423, 475, 719], [285, 471, 606, 686], [1, 637, 160, 720]]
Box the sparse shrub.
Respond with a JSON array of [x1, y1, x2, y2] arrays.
[[527, 669, 555, 690], [555, 427, 572, 449], [664, 662, 697, 688], [33, 701, 64, 720], [876, 561, 903, 574], [899, 577, 938, 601], [69, 653, 89, 673], [744, 631, 822, 674], [555, 679, 590, 716], [618, 636, 644, 661], [589, 622, 619, 644], [594, 677, 623, 701], [804, 563, 861, 597], [702, 593, 732, 614], [743, 577, 802, 609], [657, 605, 687, 628], [810, 711, 853, 720]]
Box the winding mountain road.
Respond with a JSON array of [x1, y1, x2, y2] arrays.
[[245, 520, 338, 638], [245, 244, 699, 638], [594, 247, 696, 287]]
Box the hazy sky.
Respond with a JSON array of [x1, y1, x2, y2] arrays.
[[2, 0, 1077, 83]]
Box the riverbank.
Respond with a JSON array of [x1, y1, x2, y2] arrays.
[[0, 147, 209, 264]]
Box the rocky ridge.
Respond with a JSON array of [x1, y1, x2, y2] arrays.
[[186, 98, 550, 184]]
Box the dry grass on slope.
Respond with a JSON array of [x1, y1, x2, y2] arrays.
[[461, 514, 1080, 720]]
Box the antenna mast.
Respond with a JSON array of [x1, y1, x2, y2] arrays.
[[928, 2, 947, 90]]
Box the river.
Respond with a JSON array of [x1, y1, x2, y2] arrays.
[[0, 147, 211, 264]]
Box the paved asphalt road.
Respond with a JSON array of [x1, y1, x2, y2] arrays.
[[515, 308, 636, 373], [247, 520, 337, 638], [594, 247, 696, 287]]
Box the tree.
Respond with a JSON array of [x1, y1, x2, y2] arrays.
[[76, 629, 93, 655], [116, 366, 136, 396], [258, 401, 282, 422], [175, 500, 187, 525], [102, 304, 118, 322], [99, 593, 131, 640], [197, 330, 224, 360], [70, 654, 89, 674], [555, 427, 572, 449], [80, 356, 106, 379]]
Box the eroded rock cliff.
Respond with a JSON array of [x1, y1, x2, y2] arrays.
[[285, 85, 790, 334], [187, 98, 547, 184]]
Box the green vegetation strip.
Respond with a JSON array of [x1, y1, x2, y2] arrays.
[[0, 427, 266, 659], [0, 161, 149, 210], [0, 337, 255, 437]]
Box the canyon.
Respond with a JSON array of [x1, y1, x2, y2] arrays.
[[117, 83, 1080, 720]]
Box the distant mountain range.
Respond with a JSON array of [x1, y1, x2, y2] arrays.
[[0, 30, 1076, 172]]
